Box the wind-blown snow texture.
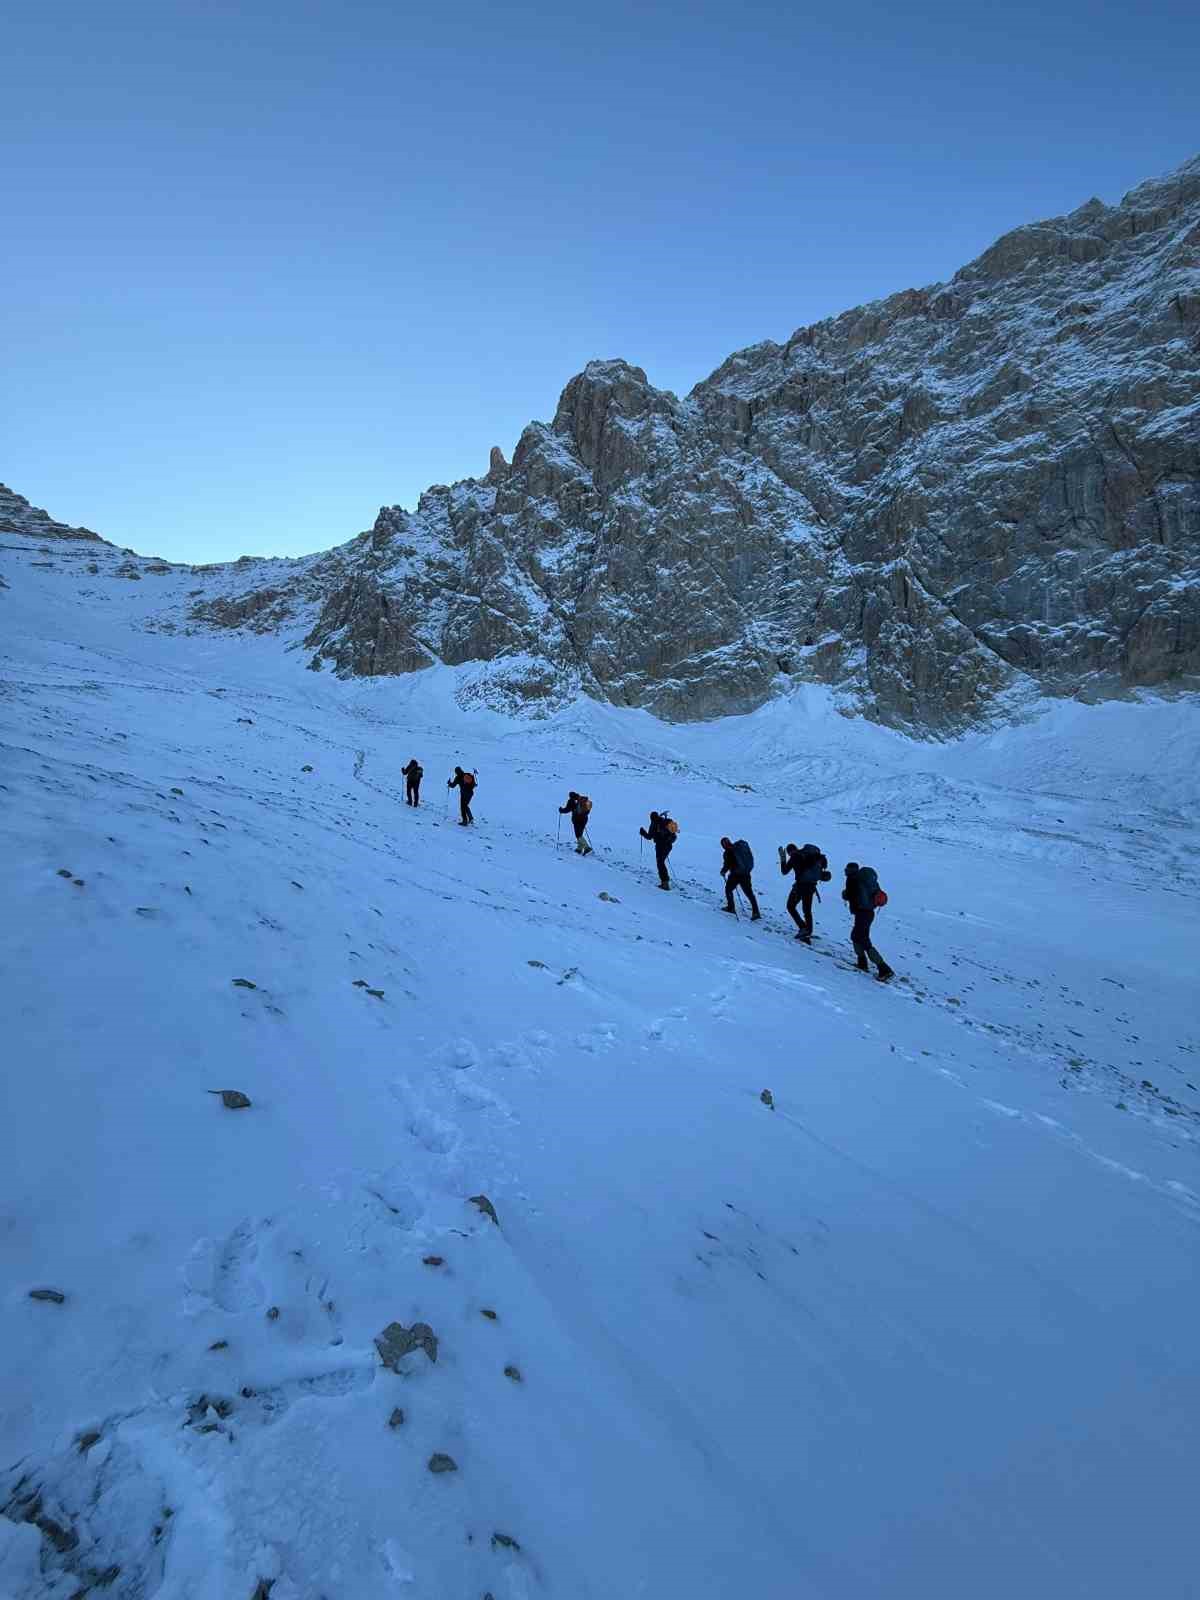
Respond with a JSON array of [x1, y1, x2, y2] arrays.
[[125, 153, 1200, 733], [2, 517, 1198, 1597]]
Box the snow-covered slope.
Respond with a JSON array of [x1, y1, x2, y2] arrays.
[[2, 535, 1199, 1598]]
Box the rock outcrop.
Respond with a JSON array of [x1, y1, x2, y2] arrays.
[[283, 155, 1200, 729], [0, 484, 107, 545]]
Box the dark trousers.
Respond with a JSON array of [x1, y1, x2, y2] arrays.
[[458, 789, 474, 824], [406, 779, 420, 806], [851, 909, 889, 972], [654, 845, 672, 886], [788, 883, 815, 935], [572, 815, 591, 852], [725, 870, 760, 916]]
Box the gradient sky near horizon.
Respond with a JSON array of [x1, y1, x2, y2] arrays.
[[6, 0, 1198, 562]]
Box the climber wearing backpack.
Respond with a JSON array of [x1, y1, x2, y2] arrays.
[[559, 791, 594, 855], [402, 758, 423, 807], [448, 766, 477, 826], [779, 842, 831, 942], [720, 837, 761, 919], [639, 811, 677, 889], [841, 862, 894, 980]]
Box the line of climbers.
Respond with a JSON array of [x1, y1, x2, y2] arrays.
[[633, 806, 893, 981], [398, 761, 893, 979]]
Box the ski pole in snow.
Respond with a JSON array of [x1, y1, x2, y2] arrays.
[[556, 812, 562, 851]]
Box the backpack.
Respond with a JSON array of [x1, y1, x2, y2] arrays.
[[461, 769, 477, 791], [733, 839, 754, 875], [576, 795, 592, 815], [662, 816, 679, 838], [857, 866, 885, 909]]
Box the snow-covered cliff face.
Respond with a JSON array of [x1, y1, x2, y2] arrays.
[[8, 154, 1200, 732], [290, 156, 1200, 729]]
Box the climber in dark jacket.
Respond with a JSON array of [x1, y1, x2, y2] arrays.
[[559, 792, 593, 855], [639, 811, 675, 889], [448, 766, 477, 825], [720, 837, 761, 919], [842, 862, 894, 980], [779, 842, 830, 941], [402, 759, 423, 807]]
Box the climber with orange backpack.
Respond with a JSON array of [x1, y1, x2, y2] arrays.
[[448, 766, 478, 826], [559, 791, 594, 855], [841, 862, 894, 980], [639, 810, 678, 890]]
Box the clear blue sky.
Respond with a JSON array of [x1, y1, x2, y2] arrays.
[[5, 0, 1197, 562]]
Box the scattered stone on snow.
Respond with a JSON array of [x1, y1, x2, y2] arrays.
[[29, 1288, 66, 1303], [375, 1320, 439, 1369], [427, 1453, 458, 1474], [480, 1308, 497, 1321], [171, 787, 184, 795], [301, 764, 314, 772], [266, 1306, 280, 1321], [526, 959, 547, 969], [209, 1089, 251, 1109], [76, 1431, 101, 1454], [56, 868, 73, 878], [491, 1532, 520, 1551], [422, 1255, 444, 1267], [760, 1089, 775, 1110], [503, 1365, 522, 1383], [231, 977, 257, 990], [468, 1194, 499, 1225], [209, 1340, 228, 1351], [598, 891, 620, 903], [388, 1408, 406, 1429]]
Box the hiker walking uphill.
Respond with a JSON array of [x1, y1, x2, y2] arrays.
[[720, 837, 761, 919], [401, 759, 423, 807], [447, 766, 477, 826], [639, 811, 678, 890], [842, 862, 894, 980], [559, 791, 594, 855], [780, 842, 831, 942]]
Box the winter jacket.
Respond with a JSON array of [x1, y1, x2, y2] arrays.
[[402, 762, 423, 780], [449, 769, 476, 794], [640, 817, 674, 853]]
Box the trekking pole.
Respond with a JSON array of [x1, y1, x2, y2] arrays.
[[556, 812, 562, 851]]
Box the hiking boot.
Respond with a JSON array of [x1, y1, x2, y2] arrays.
[[856, 958, 870, 972], [875, 966, 894, 982], [658, 882, 670, 891], [750, 912, 762, 921], [795, 932, 811, 943], [722, 904, 736, 915]]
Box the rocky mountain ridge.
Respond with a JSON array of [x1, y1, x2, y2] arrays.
[[5, 153, 1199, 732]]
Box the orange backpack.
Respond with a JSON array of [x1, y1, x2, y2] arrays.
[[576, 795, 592, 815]]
